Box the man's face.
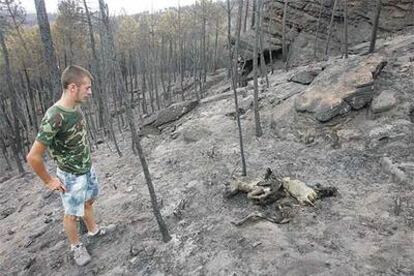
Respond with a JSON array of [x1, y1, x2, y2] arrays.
[[73, 77, 92, 104]]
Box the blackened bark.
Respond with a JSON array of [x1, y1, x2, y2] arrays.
[[227, 0, 247, 176], [343, 0, 348, 58], [369, 0, 382, 53], [324, 0, 338, 59], [34, 0, 61, 104], [98, 0, 171, 242], [83, 0, 106, 129], [0, 31, 25, 174], [254, 0, 263, 137], [282, 0, 288, 62], [313, 0, 325, 58]]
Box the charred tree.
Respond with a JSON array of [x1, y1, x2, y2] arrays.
[[96, 0, 122, 157], [99, 0, 171, 242], [0, 30, 25, 174], [227, 0, 247, 176], [258, 0, 268, 88], [343, 0, 348, 58], [34, 0, 61, 104], [243, 0, 249, 33], [324, 0, 338, 60], [314, 0, 325, 58], [251, 0, 256, 30], [201, 0, 207, 94], [82, 0, 106, 130], [253, 0, 263, 137], [0, 133, 12, 171], [369, 0, 382, 53], [282, 0, 288, 63]]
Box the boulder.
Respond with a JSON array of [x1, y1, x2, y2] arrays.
[[1, 207, 16, 220], [271, 82, 307, 105], [288, 67, 322, 85], [368, 119, 411, 140], [179, 125, 213, 143], [239, 95, 254, 112], [143, 100, 199, 127], [295, 55, 387, 122], [371, 89, 398, 113]]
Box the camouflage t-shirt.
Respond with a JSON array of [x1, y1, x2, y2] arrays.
[[36, 105, 91, 175]]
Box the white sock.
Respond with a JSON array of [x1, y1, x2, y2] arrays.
[[70, 243, 82, 250], [88, 226, 100, 236]]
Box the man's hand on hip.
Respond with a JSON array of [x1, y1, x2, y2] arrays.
[[46, 177, 67, 192]]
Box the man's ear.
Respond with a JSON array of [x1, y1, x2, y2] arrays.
[[68, 83, 77, 92]]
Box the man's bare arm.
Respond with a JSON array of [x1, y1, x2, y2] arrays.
[[27, 141, 66, 192]]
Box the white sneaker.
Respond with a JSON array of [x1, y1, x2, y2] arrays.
[[71, 243, 91, 266], [87, 225, 106, 237]]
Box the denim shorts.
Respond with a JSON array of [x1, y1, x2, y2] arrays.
[[56, 167, 99, 217]]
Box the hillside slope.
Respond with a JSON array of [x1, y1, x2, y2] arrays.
[[1, 32, 414, 275]]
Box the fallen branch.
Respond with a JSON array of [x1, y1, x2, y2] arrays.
[[231, 211, 290, 226]]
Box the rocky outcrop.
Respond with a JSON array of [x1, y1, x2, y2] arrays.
[[143, 100, 199, 127], [294, 54, 387, 122], [237, 0, 413, 69], [288, 66, 323, 85]]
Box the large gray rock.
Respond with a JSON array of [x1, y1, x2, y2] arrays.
[[371, 89, 398, 113], [270, 82, 307, 104], [295, 55, 387, 122], [144, 100, 199, 127], [368, 119, 411, 140], [239, 95, 254, 112], [288, 67, 322, 85], [179, 125, 213, 143]]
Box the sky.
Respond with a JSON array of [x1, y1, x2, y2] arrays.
[[20, 0, 197, 15]]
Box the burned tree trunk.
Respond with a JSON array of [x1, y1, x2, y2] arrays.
[[23, 68, 38, 132], [213, 15, 219, 70], [369, 0, 382, 53], [313, 0, 325, 58], [258, 0, 268, 88], [0, 134, 12, 171], [243, 0, 249, 33], [253, 0, 263, 137], [99, 0, 171, 242], [343, 0, 348, 58], [201, 0, 207, 94], [324, 0, 338, 59], [282, 0, 288, 63], [83, 0, 106, 130], [0, 30, 25, 174], [267, 13, 274, 74], [227, 0, 247, 176], [96, 0, 122, 157], [251, 0, 256, 30], [34, 0, 61, 104]]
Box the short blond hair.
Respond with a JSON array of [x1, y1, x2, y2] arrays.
[[61, 65, 93, 89]]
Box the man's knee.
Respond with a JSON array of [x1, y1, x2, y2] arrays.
[[64, 214, 78, 221]]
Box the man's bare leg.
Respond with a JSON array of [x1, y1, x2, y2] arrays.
[[83, 200, 98, 233], [63, 215, 80, 245]]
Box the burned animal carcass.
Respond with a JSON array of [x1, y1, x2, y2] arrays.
[[224, 168, 337, 206], [224, 168, 285, 205]]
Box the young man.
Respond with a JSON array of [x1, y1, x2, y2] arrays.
[[27, 65, 104, 266]]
